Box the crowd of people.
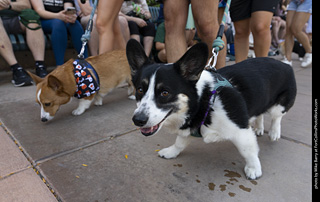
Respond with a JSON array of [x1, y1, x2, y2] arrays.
[[0, 0, 312, 87]]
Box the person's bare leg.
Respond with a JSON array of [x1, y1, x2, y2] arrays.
[[278, 19, 286, 40], [0, 19, 18, 65], [192, 0, 226, 69], [284, 10, 295, 61], [96, 0, 124, 54], [119, 15, 130, 43], [143, 36, 154, 57], [185, 29, 195, 47], [130, 34, 140, 42], [158, 49, 167, 62], [112, 16, 126, 50], [250, 11, 273, 57], [233, 18, 250, 63], [23, 23, 45, 61], [164, 0, 189, 63], [271, 19, 280, 46], [290, 11, 311, 53]]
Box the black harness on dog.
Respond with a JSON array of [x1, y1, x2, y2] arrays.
[[191, 70, 233, 137]]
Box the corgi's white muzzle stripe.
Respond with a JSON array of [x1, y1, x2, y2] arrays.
[[37, 88, 54, 122], [133, 73, 172, 128]]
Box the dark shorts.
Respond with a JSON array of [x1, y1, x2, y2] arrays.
[[1, 16, 23, 34], [230, 0, 279, 22], [128, 20, 156, 37]]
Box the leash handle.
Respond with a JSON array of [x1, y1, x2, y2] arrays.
[[209, 0, 232, 61]]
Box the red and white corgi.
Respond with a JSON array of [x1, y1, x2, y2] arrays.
[[28, 50, 134, 122]]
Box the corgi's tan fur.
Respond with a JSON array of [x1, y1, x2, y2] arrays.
[[29, 50, 134, 122]]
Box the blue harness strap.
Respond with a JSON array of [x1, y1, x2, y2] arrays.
[[212, 72, 233, 91], [73, 59, 100, 99]]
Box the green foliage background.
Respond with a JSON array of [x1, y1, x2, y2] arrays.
[[147, 0, 160, 7]]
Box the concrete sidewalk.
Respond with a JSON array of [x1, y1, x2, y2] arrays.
[[0, 55, 312, 202]]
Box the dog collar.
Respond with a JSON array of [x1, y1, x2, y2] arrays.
[[73, 59, 100, 99]]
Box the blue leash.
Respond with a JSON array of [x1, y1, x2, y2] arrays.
[[78, 0, 99, 59], [206, 0, 232, 71]]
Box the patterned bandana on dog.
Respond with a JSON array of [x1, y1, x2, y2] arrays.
[[73, 59, 100, 99]]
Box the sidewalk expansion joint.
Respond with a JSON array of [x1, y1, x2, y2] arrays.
[[0, 166, 32, 181], [281, 135, 311, 148]]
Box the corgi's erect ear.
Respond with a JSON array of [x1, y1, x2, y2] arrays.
[[126, 39, 150, 76], [174, 42, 208, 83], [47, 75, 63, 92], [27, 71, 44, 85]]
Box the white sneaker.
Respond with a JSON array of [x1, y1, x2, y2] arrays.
[[281, 57, 292, 66], [301, 53, 312, 68]]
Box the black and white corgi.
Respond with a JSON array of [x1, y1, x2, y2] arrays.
[[126, 39, 297, 180]]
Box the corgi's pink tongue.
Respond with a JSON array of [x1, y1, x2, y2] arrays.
[[140, 124, 159, 136]]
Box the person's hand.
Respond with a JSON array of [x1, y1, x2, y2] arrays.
[[133, 17, 147, 27], [66, 13, 77, 23], [0, 0, 11, 10], [140, 9, 150, 19], [140, 9, 146, 17], [63, 9, 77, 23], [58, 10, 77, 23]]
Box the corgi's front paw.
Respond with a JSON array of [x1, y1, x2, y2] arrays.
[[94, 99, 103, 106], [158, 146, 180, 159], [73, 99, 92, 115], [72, 108, 85, 116], [268, 128, 281, 141], [255, 127, 264, 136], [244, 164, 262, 180]]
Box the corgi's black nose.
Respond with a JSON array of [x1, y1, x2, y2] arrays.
[[132, 113, 148, 127], [41, 117, 48, 122]]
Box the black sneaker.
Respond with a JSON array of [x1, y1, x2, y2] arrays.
[[36, 65, 48, 78], [12, 67, 33, 87]]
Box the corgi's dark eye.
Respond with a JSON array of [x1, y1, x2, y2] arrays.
[[161, 91, 169, 97], [44, 103, 51, 107], [137, 88, 143, 94]]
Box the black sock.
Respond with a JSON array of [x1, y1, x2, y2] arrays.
[[10, 63, 22, 71], [35, 61, 45, 69]]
